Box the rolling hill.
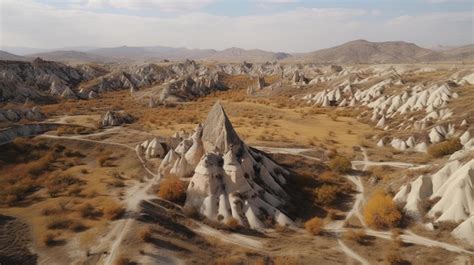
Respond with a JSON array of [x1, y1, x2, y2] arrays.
[[0, 51, 28, 61], [26, 50, 111, 63], [288, 40, 444, 64], [4, 40, 473, 64]]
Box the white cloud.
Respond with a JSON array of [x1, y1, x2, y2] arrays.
[[424, 0, 470, 3], [0, 0, 471, 52], [252, 0, 299, 3], [76, 0, 216, 11]]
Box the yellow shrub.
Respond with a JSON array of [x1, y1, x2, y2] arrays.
[[364, 191, 401, 229], [314, 184, 339, 205], [225, 217, 240, 230], [157, 178, 187, 203], [105, 203, 125, 220], [328, 156, 352, 173], [428, 138, 462, 158], [304, 217, 324, 235], [319, 171, 337, 181]]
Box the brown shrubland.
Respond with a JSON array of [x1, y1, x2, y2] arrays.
[[105, 203, 125, 220], [364, 191, 401, 229], [428, 138, 462, 158], [304, 217, 324, 235], [313, 184, 339, 205], [328, 155, 352, 173], [157, 178, 188, 204]]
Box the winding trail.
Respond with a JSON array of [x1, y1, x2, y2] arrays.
[[40, 130, 270, 262], [258, 146, 474, 263], [39, 130, 162, 264], [32, 130, 474, 262], [337, 240, 370, 265]]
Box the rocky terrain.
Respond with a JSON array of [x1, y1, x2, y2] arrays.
[[0, 42, 473, 265], [296, 64, 473, 155], [160, 102, 294, 229]]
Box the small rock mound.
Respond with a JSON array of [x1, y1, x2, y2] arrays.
[[159, 102, 295, 229], [0, 107, 46, 122], [100, 110, 134, 127], [136, 138, 166, 159]]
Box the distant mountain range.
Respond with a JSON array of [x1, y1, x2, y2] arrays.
[[288, 40, 474, 64], [1, 40, 472, 64], [0, 51, 29, 61]]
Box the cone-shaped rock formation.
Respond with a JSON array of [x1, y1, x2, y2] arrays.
[[159, 102, 294, 229]]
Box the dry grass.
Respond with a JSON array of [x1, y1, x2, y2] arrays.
[[225, 217, 241, 230], [427, 138, 462, 158], [345, 229, 368, 245], [96, 153, 111, 167], [46, 216, 72, 230], [384, 245, 410, 265], [56, 126, 96, 136], [318, 171, 337, 182], [273, 256, 300, 265], [105, 203, 125, 220], [46, 216, 87, 232], [157, 178, 188, 204], [116, 257, 137, 265], [364, 190, 402, 230], [43, 233, 59, 247], [78, 203, 103, 219], [304, 217, 324, 235], [140, 226, 153, 243], [313, 184, 339, 206], [328, 155, 352, 173]]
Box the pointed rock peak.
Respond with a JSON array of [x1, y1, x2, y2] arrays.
[[33, 57, 46, 64], [201, 101, 242, 153]]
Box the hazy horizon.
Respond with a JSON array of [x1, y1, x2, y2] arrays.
[[1, 0, 473, 54], [2, 39, 473, 57]]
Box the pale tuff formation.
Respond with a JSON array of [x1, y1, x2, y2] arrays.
[[246, 76, 265, 95], [159, 102, 295, 229], [100, 110, 134, 127], [0, 123, 59, 145], [299, 65, 473, 153], [0, 58, 102, 102], [0, 58, 370, 104], [394, 159, 474, 244], [0, 107, 45, 122]]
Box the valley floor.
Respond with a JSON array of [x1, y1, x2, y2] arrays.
[[1, 88, 473, 265]]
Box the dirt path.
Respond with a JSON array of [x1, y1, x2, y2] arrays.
[[337, 239, 370, 265], [39, 131, 165, 264], [40, 132, 159, 179], [41, 131, 272, 261], [258, 146, 474, 262], [20, 130, 474, 262]]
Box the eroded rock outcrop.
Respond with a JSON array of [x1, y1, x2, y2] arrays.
[[137, 138, 166, 159], [100, 110, 134, 127], [0, 59, 102, 103], [0, 107, 46, 122], [394, 159, 474, 243], [159, 102, 294, 229]]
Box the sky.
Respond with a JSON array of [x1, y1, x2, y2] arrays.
[[0, 0, 472, 53]]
